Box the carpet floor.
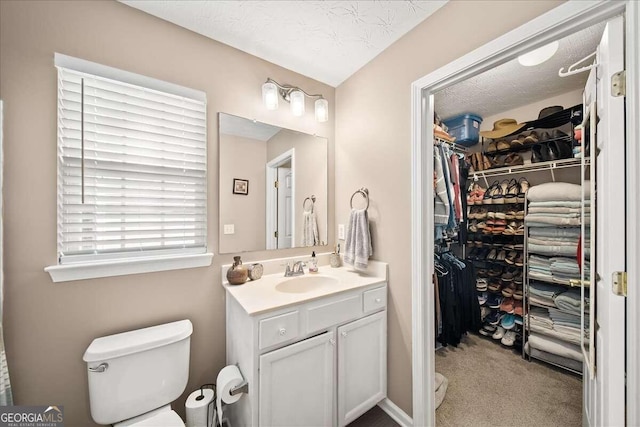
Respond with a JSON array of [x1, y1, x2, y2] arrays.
[[436, 334, 582, 427]]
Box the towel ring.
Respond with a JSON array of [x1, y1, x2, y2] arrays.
[[350, 187, 370, 210], [303, 195, 316, 210]]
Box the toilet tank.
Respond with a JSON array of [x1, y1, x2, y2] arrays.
[[83, 320, 193, 425]]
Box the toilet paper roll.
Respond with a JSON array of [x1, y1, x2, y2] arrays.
[[216, 365, 245, 427], [185, 388, 215, 427]]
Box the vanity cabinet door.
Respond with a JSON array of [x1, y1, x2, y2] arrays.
[[259, 331, 335, 427], [337, 311, 387, 426]]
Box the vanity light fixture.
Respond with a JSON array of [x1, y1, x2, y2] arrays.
[[518, 41, 559, 66], [261, 78, 328, 122]]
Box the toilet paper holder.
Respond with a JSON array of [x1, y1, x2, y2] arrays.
[[229, 381, 249, 396]]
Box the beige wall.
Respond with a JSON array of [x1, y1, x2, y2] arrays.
[[219, 135, 267, 253], [267, 130, 328, 247], [0, 1, 334, 425], [335, 0, 564, 416]]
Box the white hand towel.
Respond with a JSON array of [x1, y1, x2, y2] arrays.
[[302, 210, 319, 247], [344, 208, 373, 270]]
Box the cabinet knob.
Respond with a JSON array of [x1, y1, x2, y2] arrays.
[[341, 331, 348, 337], [375, 298, 382, 303], [278, 328, 286, 336]]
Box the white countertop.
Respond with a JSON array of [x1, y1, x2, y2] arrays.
[[223, 259, 388, 316]]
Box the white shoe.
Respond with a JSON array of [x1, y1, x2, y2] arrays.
[[501, 330, 516, 346], [492, 326, 506, 340]]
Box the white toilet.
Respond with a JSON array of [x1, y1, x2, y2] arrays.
[[83, 319, 193, 426]]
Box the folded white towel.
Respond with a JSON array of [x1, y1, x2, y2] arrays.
[[301, 209, 319, 247], [344, 208, 373, 270]]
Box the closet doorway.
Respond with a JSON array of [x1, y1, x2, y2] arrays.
[[410, 2, 639, 426]]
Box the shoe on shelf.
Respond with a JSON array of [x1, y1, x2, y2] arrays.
[[514, 300, 524, 316], [478, 292, 489, 305], [517, 178, 530, 203], [486, 248, 498, 260], [487, 311, 502, 325], [476, 278, 488, 291], [479, 322, 496, 336], [501, 314, 517, 330], [501, 330, 517, 346], [513, 285, 524, 301], [488, 281, 502, 293], [523, 130, 539, 145], [504, 153, 524, 168], [492, 326, 506, 340], [505, 251, 518, 264], [500, 296, 515, 313], [483, 181, 500, 205], [496, 250, 507, 261], [492, 180, 510, 204], [514, 252, 524, 267], [480, 306, 492, 320], [501, 284, 516, 299], [514, 271, 524, 285], [514, 315, 523, 326], [487, 293, 503, 309], [487, 267, 503, 278], [495, 211, 506, 220], [510, 135, 526, 148]]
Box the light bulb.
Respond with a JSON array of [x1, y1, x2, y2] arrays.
[[262, 81, 278, 110], [315, 98, 328, 122], [290, 90, 305, 117], [518, 41, 559, 67]]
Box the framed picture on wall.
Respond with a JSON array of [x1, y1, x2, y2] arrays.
[[233, 178, 249, 195]]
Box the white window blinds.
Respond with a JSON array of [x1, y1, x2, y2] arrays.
[[56, 58, 207, 264]]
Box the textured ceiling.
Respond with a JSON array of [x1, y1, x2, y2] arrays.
[[120, 0, 447, 87], [220, 113, 281, 141], [435, 22, 606, 121]]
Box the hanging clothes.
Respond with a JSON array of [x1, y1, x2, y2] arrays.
[[435, 252, 482, 347]]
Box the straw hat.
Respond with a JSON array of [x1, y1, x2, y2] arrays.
[[479, 119, 526, 139]]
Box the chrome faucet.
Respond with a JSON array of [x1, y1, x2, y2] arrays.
[[284, 261, 306, 277]]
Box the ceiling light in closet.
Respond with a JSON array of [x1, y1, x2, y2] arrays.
[[261, 78, 328, 122], [518, 41, 559, 66]]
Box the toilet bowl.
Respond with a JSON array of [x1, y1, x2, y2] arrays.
[[83, 320, 193, 426]]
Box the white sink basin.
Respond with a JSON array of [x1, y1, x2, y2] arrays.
[[275, 275, 339, 293]]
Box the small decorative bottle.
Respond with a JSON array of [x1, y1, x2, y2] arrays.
[[227, 256, 248, 285], [308, 251, 319, 273]]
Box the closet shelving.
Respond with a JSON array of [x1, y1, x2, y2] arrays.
[[471, 158, 590, 187], [522, 198, 586, 376]]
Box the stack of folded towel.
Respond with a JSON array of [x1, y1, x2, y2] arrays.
[[528, 280, 564, 307], [524, 182, 591, 368]]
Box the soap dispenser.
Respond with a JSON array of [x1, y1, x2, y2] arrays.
[[308, 251, 319, 273]]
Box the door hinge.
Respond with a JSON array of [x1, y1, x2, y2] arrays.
[[612, 271, 627, 297], [274, 180, 279, 188], [611, 70, 626, 97]]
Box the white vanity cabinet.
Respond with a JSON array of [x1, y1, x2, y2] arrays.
[[225, 281, 387, 427]]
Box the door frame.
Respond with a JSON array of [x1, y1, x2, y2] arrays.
[[409, 1, 639, 426], [266, 148, 296, 249]]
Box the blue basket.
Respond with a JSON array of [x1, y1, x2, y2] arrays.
[[443, 114, 483, 147]]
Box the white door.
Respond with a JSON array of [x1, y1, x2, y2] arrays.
[[582, 15, 626, 427], [259, 331, 335, 427], [277, 167, 293, 249], [337, 311, 387, 426]]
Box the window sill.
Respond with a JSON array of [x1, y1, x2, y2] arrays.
[[45, 252, 214, 283]]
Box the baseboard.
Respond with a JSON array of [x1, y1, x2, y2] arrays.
[[378, 398, 413, 427]]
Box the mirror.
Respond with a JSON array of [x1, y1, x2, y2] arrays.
[[219, 113, 328, 254]]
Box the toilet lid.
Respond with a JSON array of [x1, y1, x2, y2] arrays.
[[128, 410, 184, 427]]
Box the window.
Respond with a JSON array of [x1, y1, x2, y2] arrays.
[[47, 54, 211, 282]]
